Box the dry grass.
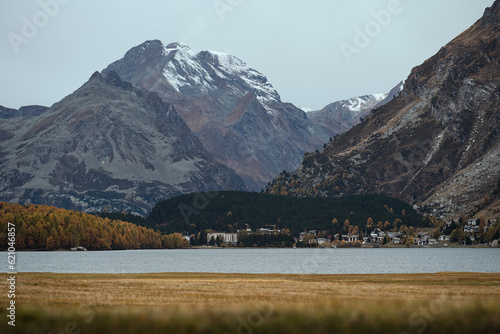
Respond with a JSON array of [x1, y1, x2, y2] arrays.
[[1, 272, 499, 333]]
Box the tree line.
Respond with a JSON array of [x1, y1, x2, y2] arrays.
[[147, 191, 431, 236], [0, 202, 189, 251]]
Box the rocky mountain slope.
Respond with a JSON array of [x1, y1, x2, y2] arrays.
[[373, 81, 405, 109], [267, 1, 500, 218], [103, 41, 330, 190], [0, 71, 246, 215], [308, 93, 384, 136], [307, 81, 403, 137], [0, 105, 48, 119]]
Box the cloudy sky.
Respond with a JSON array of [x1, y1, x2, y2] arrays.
[[0, 0, 494, 110]]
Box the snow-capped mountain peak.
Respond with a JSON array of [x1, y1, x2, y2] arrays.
[[103, 40, 328, 190], [307, 82, 403, 137], [344, 94, 387, 113], [205, 50, 247, 70], [165, 41, 192, 51], [161, 42, 214, 93], [151, 41, 281, 102]]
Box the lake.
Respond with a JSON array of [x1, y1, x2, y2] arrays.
[[5, 248, 500, 274]]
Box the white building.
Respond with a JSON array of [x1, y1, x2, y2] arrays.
[[428, 238, 438, 245], [258, 228, 274, 234], [439, 235, 451, 242], [206, 232, 238, 245], [419, 232, 430, 242], [317, 238, 327, 245], [342, 234, 359, 242], [464, 219, 480, 233]]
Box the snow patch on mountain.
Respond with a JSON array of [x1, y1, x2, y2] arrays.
[[159, 42, 280, 103], [162, 43, 215, 93], [102, 39, 331, 190], [399, 80, 406, 91], [206, 50, 280, 102], [298, 106, 313, 113], [345, 94, 387, 113], [372, 93, 387, 101]]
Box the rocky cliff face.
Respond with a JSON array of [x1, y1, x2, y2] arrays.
[[103, 41, 329, 190], [267, 1, 500, 218], [0, 71, 246, 215]]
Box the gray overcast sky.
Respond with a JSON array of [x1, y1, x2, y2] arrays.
[[0, 0, 494, 110]]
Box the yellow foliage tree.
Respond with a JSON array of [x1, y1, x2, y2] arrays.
[[0, 202, 188, 251]]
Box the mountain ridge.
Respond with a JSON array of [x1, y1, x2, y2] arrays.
[[0, 70, 246, 215], [266, 1, 500, 219], [306, 81, 404, 137], [103, 40, 330, 190], [0, 105, 48, 119]]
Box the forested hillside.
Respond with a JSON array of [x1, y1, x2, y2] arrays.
[[0, 202, 188, 250], [148, 192, 431, 235]]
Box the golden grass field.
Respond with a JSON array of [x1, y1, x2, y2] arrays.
[[1, 272, 500, 333]]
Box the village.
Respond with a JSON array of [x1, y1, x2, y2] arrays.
[[185, 218, 500, 248]]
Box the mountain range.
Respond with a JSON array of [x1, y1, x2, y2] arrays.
[[102, 40, 404, 190], [0, 40, 395, 214], [0, 71, 245, 215], [102, 41, 334, 190], [267, 1, 500, 219], [1, 1, 498, 219]]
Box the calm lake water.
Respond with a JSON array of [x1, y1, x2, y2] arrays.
[[5, 248, 500, 274]]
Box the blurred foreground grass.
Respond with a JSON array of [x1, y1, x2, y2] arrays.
[[1, 272, 499, 333]]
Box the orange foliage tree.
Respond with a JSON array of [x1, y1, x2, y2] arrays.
[[0, 202, 189, 251]]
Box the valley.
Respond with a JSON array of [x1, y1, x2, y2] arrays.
[[1, 1, 500, 334]]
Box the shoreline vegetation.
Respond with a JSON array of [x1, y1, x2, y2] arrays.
[[1, 201, 498, 251], [1, 272, 499, 333], [4, 242, 497, 252], [2, 240, 496, 252], [0, 202, 189, 251]]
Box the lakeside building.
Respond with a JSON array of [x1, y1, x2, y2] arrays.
[[206, 232, 238, 245], [464, 219, 480, 233]]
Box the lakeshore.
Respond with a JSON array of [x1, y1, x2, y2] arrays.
[[1, 272, 499, 333]]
